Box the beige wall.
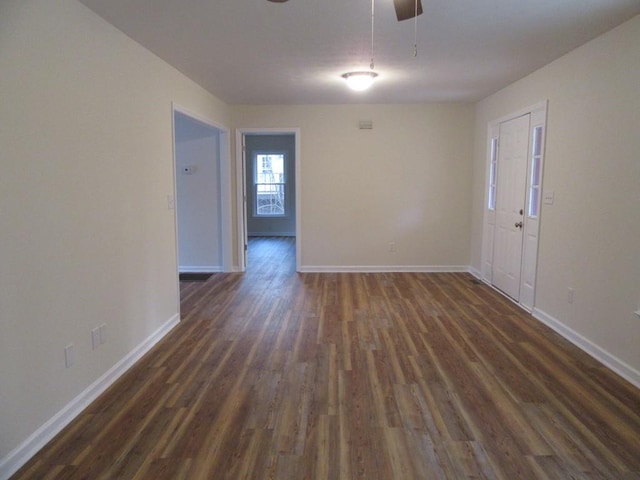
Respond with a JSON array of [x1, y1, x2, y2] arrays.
[[232, 104, 475, 269], [0, 0, 230, 466], [470, 15, 640, 376]]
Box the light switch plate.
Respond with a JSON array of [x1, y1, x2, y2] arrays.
[[92, 328, 100, 350], [543, 190, 555, 205], [65, 344, 75, 368], [99, 324, 107, 344]]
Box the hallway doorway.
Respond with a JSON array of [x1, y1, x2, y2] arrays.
[[236, 128, 301, 272]]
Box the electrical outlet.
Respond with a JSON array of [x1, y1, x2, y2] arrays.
[[389, 242, 396, 253], [99, 324, 107, 345], [91, 327, 100, 350], [64, 344, 75, 368], [167, 195, 175, 210], [567, 287, 575, 304]]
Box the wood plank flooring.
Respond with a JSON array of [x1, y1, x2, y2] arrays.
[[13, 237, 640, 479]]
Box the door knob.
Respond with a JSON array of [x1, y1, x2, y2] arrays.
[[515, 221, 523, 229]]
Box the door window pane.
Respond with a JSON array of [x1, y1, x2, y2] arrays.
[[488, 137, 498, 210], [531, 156, 541, 186], [529, 187, 539, 217], [533, 124, 543, 156], [528, 125, 543, 217]]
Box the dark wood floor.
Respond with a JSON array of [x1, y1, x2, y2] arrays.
[[13, 237, 640, 479]]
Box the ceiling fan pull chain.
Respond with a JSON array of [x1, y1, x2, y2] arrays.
[[413, 0, 418, 57], [370, 0, 376, 69]]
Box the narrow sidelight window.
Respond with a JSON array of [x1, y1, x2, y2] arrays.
[[488, 137, 498, 210], [528, 126, 543, 217]]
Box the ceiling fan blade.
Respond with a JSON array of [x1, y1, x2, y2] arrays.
[[393, 0, 423, 21]]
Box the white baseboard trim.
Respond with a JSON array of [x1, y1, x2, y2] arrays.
[[532, 308, 640, 389], [0, 314, 180, 480], [178, 266, 223, 273], [468, 266, 483, 279], [298, 265, 470, 273]]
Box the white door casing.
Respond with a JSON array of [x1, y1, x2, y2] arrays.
[[171, 103, 233, 273], [235, 128, 302, 272], [519, 107, 547, 310], [482, 101, 547, 310], [482, 130, 498, 282], [241, 136, 248, 267]]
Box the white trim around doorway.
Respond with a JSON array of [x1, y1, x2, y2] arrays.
[[481, 100, 548, 312], [171, 103, 234, 274], [235, 128, 301, 273]]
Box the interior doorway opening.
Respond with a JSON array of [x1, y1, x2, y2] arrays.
[[171, 105, 233, 307], [236, 128, 301, 272], [173, 111, 222, 273], [245, 134, 296, 238]]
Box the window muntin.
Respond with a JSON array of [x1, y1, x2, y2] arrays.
[[254, 153, 286, 216]]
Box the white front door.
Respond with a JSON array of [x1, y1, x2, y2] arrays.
[[492, 114, 530, 300]]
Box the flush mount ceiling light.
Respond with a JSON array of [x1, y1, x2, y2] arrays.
[[342, 71, 379, 91]]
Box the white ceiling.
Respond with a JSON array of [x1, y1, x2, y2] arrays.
[[79, 0, 640, 104]]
